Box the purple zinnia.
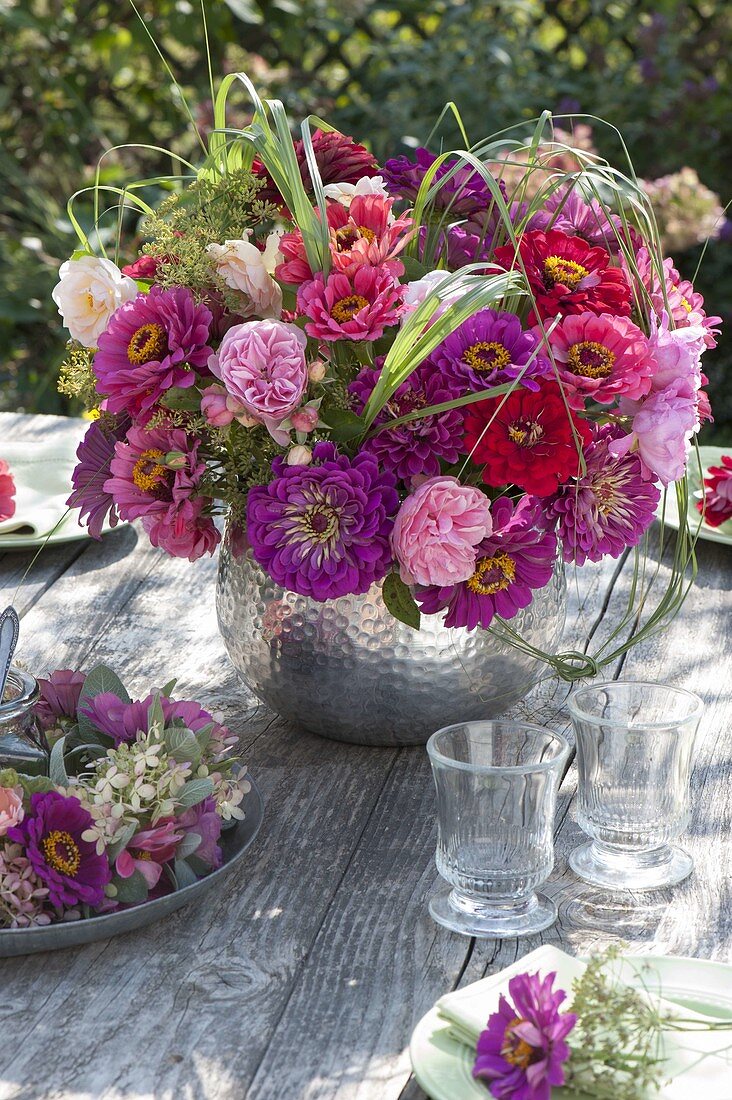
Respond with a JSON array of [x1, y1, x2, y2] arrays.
[[382, 148, 506, 217], [67, 418, 127, 538], [527, 184, 625, 254], [473, 970, 577, 1100], [8, 791, 111, 910], [34, 669, 86, 732], [430, 309, 549, 394], [93, 286, 213, 416], [348, 362, 463, 483], [545, 424, 661, 565], [414, 496, 557, 630], [80, 693, 230, 747], [246, 441, 399, 601]]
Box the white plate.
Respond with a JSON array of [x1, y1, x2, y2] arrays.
[[656, 446, 732, 547], [410, 955, 732, 1099], [0, 513, 123, 551]]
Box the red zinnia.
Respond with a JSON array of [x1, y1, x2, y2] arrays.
[[494, 229, 632, 325], [464, 382, 592, 496]]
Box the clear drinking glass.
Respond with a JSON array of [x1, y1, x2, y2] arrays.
[[426, 721, 569, 938], [567, 681, 703, 890]]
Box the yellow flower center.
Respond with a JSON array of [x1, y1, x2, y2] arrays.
[[467, 552, 516, 596], [462, 341, 512, 374], [86, 292, 95, 309], [127, 322, 168, 365], [132, 849, 153, 861], [567, 340, 615, 379], [330, 294, 369, 323], [501, 1017, 539, 1069], [132, 448, 168, 492], [543, 256, 589, 291], [680, 296, 692, 313], [334, 225, 376, 251], [507, 417, 544, 447], [301, 503, 341, 544], [42, 830, 81, 877]]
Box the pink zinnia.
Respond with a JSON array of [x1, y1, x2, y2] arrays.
[[93, 286, 213, 416], [391, 476, 493, 588], [297, 265, 403, 342], [116, 820, 183, 890], [0, 459, 16, 522], [633, 247, 722, 349], [542, 313, 654, 409], [104, 425, 220, 561], [698, 454, 732, 528]]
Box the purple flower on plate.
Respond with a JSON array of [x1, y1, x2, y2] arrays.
[[8, 791, 111, 910], [177, 796, 222, 870], [429, 309, 549, 394], [349, 362, 463, 483], [383, 148, 506, 217], [93, 286, 213, 416], [545, 424, 661, 565], [67, 419, 128, 539], [34, 669, 86, 732], [473, 970, 577, 1100], [246, 441, 398, 600], [414, 496, 556, 630], [81, 693, 231, 748]]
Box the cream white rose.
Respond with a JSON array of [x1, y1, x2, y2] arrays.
[[322, 174, 389, 207], [52, 256, 137, 347], [207, 234, 283, 319]]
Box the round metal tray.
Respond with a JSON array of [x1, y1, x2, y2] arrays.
[[0, 779, 263, 956]]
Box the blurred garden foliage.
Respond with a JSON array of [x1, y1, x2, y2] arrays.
[[1, 0, 730, 434]]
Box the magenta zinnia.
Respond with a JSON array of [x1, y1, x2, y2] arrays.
[[67, 418, 127, 538], [94, 286, 213, 415], [8, 791, 111, 910], [473, 970, 576, 1100], [246, 442, 398, 600], [297, 265, 403, 342], [546, 425, 661, 565], [542, 312, 654, 409]]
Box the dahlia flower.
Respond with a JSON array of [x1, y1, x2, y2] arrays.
[[104, 425, 220, 562], [246, 442, 398, 600], [494, 229, 631, 324], [208, 319, 308, 437], [473, 970, 576, 1100], [94, 286, 213, 415], [0, 841, 52, 928], [543, 313, 654, 408], [34, 668, 86, 732], [414, 496, 557, 631], [67, 419, 127, 539], [430, 308, 549, 394], [253, 130, 379, 206], [390, 476, 492, 588], [698, 454, 732, 528], [464, 382, 591, 496], [8, 791, 111, 909], [52, 256, 137, 348], [546, 425, 661, 564], [0, 459, 16, 522], [116, 820, 183, 890], [383, 148, 506, 217], [297, 265, 403, 342], [349, 362, 463, 483]]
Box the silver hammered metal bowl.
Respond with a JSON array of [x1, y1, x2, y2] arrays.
[[216, 529, 567, 747]]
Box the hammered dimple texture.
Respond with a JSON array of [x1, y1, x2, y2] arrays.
[[216, 530, 567, 746]]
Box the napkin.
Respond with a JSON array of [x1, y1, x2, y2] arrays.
[[437, 945, 732, 1097], [0, 425, 87, 540]]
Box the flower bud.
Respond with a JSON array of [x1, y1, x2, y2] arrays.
[[308, 359, 328, 383], [290, 405, 320, 433], [286, 445, 313, 466], [163, 451, 188, 470]]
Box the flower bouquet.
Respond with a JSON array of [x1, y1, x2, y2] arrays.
[[0, 665, 251, 929], [52, 65, 719, 734]]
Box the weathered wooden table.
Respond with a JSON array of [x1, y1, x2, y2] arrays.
[[1, 411, 730, 1100]]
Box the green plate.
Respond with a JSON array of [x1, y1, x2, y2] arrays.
[[410, 954, 732, 1099], [656, 446, 732, 547]]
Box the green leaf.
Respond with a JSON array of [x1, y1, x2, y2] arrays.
[[147, 693, 165, 734], [107, 821, 137, 861], [49, 736, 69, 786], [164, 727, 201, 767], [159, 678, 177, 698], [77, 665, 131, 740], [113, 869, 149, 905], [17, 774, 55, 798], [320, 407, 365, 443], [177, 831, 202, 859], [173, 858, 200, 888], [160, 386, 203, 411], [400, 255, 432, 280], [178, 777, 214, 808], [382, 573, 421, 631]]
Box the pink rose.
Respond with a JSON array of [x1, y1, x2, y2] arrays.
[[0, 787, 24, 836], [391, 476, 493, 588], [610, 383, 698, 486], [648, 315, 707, 397], [208, 320, 308, 438]]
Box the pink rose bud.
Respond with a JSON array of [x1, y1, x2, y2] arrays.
[[308, 359, 328, 383], [201, 385, 236, 427], [236, 411, 260, 428], [163, 451, 188, 470], [286, 445, 313, 466], [290, 406, 319, 433]]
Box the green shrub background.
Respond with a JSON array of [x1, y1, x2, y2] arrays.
[[1, 0, 729, 437]]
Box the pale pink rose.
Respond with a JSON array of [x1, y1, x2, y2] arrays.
[[208, 320, 308, 439], [610, 383, 698, 486], [391, 476, 493, 588], [207, 235, 283, 319], [286, 445, 313, 466], [647, 314, 707, 397], [0, 787, 24, 836]]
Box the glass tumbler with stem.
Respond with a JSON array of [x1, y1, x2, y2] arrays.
[[567, 681, 703, 890], [426, 721, 569, 938]]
